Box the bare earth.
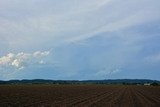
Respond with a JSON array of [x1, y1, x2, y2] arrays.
[[0, 85, 160, 107]]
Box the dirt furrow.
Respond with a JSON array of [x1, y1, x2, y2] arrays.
[[0, 85, 160, 107]]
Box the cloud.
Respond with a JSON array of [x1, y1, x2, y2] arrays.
[[95, 67, 122, 77], [1, 0, 160, 50], [0, 51, 50, 70], [68, 9, 160, 43], [0, 51, 50, 79]]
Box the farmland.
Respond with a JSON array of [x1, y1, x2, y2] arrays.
[[0, 85, 160, 107]]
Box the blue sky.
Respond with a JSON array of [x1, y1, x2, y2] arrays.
[[0, 0, 160, 80]]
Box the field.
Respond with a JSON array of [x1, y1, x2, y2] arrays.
[[0, 85, 160, 107]]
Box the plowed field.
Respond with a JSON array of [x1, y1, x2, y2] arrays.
[[0, 85, 160, 107]]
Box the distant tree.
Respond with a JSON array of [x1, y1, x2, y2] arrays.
[[151, 82, 159, 86]]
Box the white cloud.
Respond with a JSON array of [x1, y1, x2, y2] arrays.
[[0, 51, 50, 70], [95, 67, 121, 77], [33, 51, 49, 57], [0, 53, 14, 65], [11, 59, 21, 68], [0, 51, 52, 80], [39, 60, 45, 64]]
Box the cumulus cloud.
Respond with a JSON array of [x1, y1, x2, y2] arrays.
[[0, 51, 50, 70]]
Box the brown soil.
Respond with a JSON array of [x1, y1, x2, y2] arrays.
[[0, 85, 159, 107]]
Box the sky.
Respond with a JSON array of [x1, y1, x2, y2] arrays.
[[0, 0, 160, 80]]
